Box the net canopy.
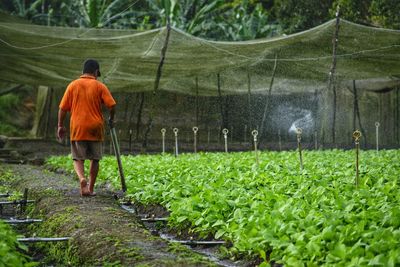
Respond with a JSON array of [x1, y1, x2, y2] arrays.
[[1, 13, 399, 96]]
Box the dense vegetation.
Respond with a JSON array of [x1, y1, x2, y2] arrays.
[[1, 0, 399, 41], [0, 221, 35, 267], [47, 149, 400, 266], [0, 166, 35, 267]]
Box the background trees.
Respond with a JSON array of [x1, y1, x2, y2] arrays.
[[1, 0, 398, 40]]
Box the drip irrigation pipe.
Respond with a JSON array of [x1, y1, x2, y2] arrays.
[[0, 200, 35, 205], [140, 217, 168, 222], [18, 237, 70, 243], [170, 240, 226, 246], [4, 219, 43, 224]]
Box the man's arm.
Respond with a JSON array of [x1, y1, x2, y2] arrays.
[[108, 105, 116, 128], [57, 108, 67, 140]]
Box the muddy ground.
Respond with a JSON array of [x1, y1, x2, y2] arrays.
[[1, 163, 225, 267]]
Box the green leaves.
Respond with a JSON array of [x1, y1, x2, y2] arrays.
[[0, 221, 36, 266], [47, 149, 400, 265]]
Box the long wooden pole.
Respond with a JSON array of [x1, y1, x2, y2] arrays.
[[110, 127, 127, 192]]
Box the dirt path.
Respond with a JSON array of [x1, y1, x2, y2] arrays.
[[4, 163, 216, 266]]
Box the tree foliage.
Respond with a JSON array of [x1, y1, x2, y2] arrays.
[[0, 0, 398, 40]]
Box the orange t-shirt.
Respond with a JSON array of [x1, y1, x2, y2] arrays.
[[59, 75, 116, 141]]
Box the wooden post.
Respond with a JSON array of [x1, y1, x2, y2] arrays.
[[195, 77, 199, 127], [260, 54, 278, 140], [327, 6, 341, 144], [247, 72, 252, 130], [217, 73, 226, 130], [44, 88, 53, 139]]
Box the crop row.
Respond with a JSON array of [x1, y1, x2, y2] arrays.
[[47, 149, 400, 266]]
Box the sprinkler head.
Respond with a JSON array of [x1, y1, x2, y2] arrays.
[[353, 130, 361, 141]]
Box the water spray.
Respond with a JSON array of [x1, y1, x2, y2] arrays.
[[222, 128, 229, 152], [252, 130, 259, 166], [296, 127, 304, 171], [375, 122, 380, 151], [161, 128, 166, 154], [173, 128, 179, 156], [192, 126, 198, 153], [353, 130, 361, 188]]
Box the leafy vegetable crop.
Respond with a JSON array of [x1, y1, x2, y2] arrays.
[[0, 220, 35, 267], [47, 150, 400, 266]]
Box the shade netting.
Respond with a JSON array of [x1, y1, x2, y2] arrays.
[[0, 13, 399, 96]]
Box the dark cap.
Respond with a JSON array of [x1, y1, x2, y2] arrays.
[[83, 59, 101, 77]]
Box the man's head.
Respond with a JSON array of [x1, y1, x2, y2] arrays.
[[83, 59, 101, 77]]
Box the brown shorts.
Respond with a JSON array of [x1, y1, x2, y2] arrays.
[[71, 141, 103, 160]]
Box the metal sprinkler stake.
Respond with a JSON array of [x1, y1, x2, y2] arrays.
[[252, 130, 259, 166], [222, 128, 229, 152], [173, 128, 179, 156], [353, 130, 361, 188], [161, 128, 166, 154], [375, 122, 380, 151], [296, 128, 304, 171], [192, 127, 199, 153]]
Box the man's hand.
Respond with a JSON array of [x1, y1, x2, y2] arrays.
[[57, 126, 66, 141]]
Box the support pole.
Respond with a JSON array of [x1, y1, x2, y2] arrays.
[[195, 77, 199, 127], [353, 80, 367, 145], [327, 6, 340, 144], [375, 122, 380, 151], [296, 128, 304, 171], [260, 54, 278, 140], [278, 129, 282, 151], [353, 130, 361, 188], [129, 129, 133, 153], [217, 73, 226, 130], [21, 188, 28, 214], [247, 73, 252, 130], [143, 18, 171, 151]]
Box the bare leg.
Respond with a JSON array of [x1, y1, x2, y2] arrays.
[[73, 160, 89, 196], [88, 160, 99, 195]]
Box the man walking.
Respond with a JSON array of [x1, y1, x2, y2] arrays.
[[57, 59, 116, 196]]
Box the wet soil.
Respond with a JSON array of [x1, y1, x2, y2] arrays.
[[1, 163, 217, 266]]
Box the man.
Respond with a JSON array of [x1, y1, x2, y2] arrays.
[[57, 59, 116, 196]]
